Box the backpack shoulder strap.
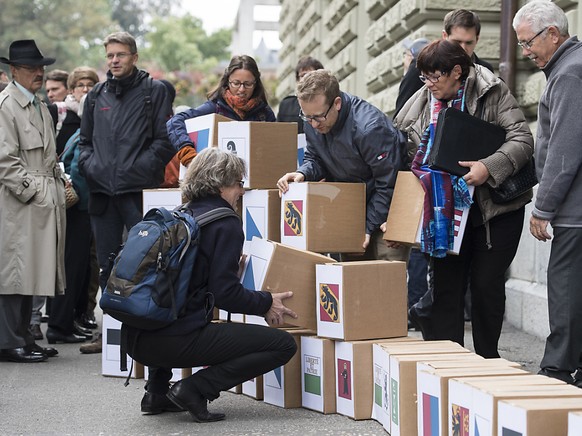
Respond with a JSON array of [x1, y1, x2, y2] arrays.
[[88, 81, 105, 111], [196, 207, 239, 227]]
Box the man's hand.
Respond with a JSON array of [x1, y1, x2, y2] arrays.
[[530, 216, 552, 242], [276, 172, 305, 197], [459, 161, 489, 186], [264, 291, 298, 326], [379, 222, 402, 248], [362, 233, 371, 249]]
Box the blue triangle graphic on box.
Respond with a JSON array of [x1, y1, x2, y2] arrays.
[[242, 257, 255, 289], [274, 366, 282, 388], [475, 418, 480, 436], [297, 148, 305, 166], [245, 209, 262, 241]]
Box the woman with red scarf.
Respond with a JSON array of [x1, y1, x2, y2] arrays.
[[167, 55, 276, 166]]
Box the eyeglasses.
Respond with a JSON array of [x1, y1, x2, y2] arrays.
[[237, 180, 245, 188], [74, 83, 94, 90], [15, 64, 45, 72], [229, 80, 256, 89], [106, 52, 133, 60], [299, 101, 334, 123], [517, 27, 548, 50], [419, 72, 446, 84]]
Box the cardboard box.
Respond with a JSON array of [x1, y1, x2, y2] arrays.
[[297, 133, 306, 167], [218, 121, 297, 189], [463, 383, 582, 436], [568, 411, 582, 436], [263, 329, 314, 408], [388, 352, 487, 436], [301, 336, 336, 414], [144, 367, 194, 383], [416, 366, 528, 436], [497, 398, 582, 436], [316, 261, 407, 341], [384, 171, 473, 255], [417, 357, 522, 373], [101, 314, 144, 378], [242, 375, 264, 400], [142, 188, 183, 214], [334, 338, 420, 420], [242, 189, 281, 252], [280, 182, 366, 253], [240, 237, 332, 329], [185, 113, 231, 152]]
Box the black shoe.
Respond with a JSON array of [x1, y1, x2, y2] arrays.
[[538, 368, 574, 384], [408, 305, 432, 340], [78, 314, 98, 330], [26, 343, 58, 358], [167, 380, 225, 423], [29, 324, 43, 340], [73, 323, 93, 340], [573, 369, 582, 388], [0, 347, 48, 363], [141, 392, 185, 415], [46, 328, 86, 344]]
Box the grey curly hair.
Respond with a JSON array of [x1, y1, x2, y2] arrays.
[[181, 147, 246, 201]]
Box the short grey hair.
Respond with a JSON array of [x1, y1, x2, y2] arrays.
[[296, 70, 340, 106], [181, 148, 246, 201], [103, 31, 138, 54], [513, 0, 569, 36]]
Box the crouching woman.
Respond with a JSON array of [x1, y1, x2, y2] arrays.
[[122, 147, 298, 422]]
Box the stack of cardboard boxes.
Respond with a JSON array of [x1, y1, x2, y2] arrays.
[[105, 115, 582, 435]]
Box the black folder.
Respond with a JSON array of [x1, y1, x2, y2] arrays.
[[427, 107, 506, 176]]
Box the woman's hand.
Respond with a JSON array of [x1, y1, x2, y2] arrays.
[[459, 160, 489, 186], [264, 291, 298, 326]]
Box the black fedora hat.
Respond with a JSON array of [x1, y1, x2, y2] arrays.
[[0, 40, 55, 66]]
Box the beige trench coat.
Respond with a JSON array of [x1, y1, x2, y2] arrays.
[[0, 82, 66, 296]]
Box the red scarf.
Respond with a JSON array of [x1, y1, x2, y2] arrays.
[[222, 89, 260, 120]]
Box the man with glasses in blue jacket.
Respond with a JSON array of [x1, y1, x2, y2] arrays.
[[277, 69, 408, 261]]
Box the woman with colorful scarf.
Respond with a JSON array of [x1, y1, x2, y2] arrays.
[[167, 55, 276, 166], [393, 40, 533, 358]]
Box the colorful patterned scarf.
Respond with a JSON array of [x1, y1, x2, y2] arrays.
[[411, 83, 473, 257], [222, 88, 260, 120]]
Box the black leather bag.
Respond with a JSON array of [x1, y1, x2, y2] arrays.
[[489, 158, 537, 203]]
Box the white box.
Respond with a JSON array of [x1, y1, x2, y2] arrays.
[[301, 336, 335, 414], [184, 113, 231, 152], [569, 411, 582, 436], [101, 314, 143, 378], [297, 133, 306, 167], [242, 189, 281, 252], [372, 343, 392, 431], [217, 310, 244, 323], [242, 375, 263, 400], [498, 398, 582, 436], [142, 188, 182, 215]]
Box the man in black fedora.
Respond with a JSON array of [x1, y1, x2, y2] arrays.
[[0, 39, 65, 362]]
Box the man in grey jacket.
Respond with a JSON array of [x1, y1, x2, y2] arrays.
[[277, 70, 407, 261], [514, 1, 582, 386]]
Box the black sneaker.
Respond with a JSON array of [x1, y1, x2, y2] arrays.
[[538, 368, 574, 384]]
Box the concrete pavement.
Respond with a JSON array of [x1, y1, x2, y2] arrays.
[[0, 319, 546, 435]]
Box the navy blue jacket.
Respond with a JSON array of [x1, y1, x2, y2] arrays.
[[298, 92, 406, 235], [155, 195, 273, 335], [167, 96, 276, 151], [78, 68, 175, 195]]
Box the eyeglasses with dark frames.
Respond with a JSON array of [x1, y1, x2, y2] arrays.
[[419, 71, 447, 84], [228, 80, 256, 89], [299, 101, 334, 123], [517, 27, 548, 50]]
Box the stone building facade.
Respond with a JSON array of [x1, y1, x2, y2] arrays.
[[276, 0, 581, 339]]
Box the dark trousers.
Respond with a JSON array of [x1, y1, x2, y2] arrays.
[[540, 227, 582, 373], [122, 323, 297, 401], [49, 205, 92, 334], [430, 207, 524, 358], [89, 193, 143, 291], [407, 248, 429, 308], [0, 295, 34, 349]]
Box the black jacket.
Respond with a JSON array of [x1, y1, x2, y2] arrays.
[[47, 106, 81, 156], [394, 52, 494, 117], [78, 68, 175, 195], [277, 95, 304, 133], [153, 195, 273, 335]]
